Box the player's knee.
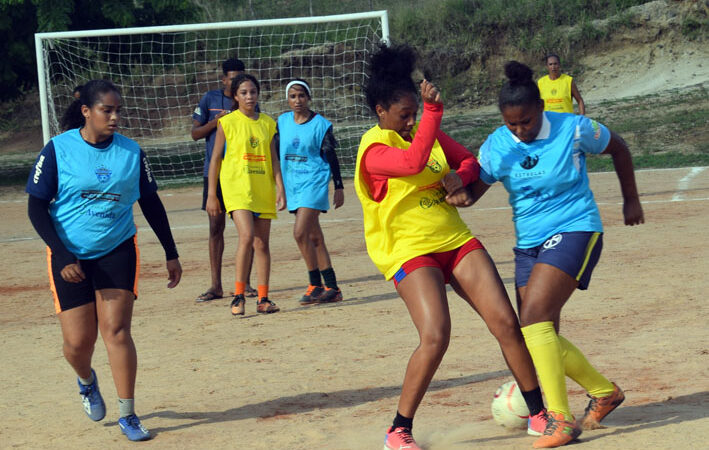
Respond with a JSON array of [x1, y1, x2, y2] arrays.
[[63, 336, 95, 356], [420, 325, 451, 355], [487, 312, 522, 343]]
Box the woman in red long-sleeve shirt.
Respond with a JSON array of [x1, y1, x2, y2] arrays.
[[354, 44, 546, 450]]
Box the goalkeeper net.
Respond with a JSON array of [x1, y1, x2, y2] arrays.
[[33, 11, 389, 183]]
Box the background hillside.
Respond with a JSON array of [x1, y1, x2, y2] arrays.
[[0, 0, 706, 177]]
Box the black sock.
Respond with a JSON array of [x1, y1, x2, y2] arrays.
[[320, 267, 338, 290], [308, 269, 322, 287], [392, 411, 413, 430], [521, 386, 545, 417]]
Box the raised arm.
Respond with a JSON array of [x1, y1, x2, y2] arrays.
[[602, 131, 644, 225]]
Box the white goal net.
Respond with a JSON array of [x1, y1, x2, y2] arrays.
[[33, 11, 389, 183]]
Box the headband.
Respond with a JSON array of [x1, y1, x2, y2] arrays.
[[285, 80, 311, 98]]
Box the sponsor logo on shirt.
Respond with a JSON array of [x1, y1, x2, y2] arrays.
[[33, 155, 45, 184], [82, 208, 116, 220], [291, 137, 300, 149], [81, 190, 121, 202], [143, 157, 153, 183], [590, 120, 602, 139], [243, 153, 266, 161], [249, 136, 259, 148], [95, 165, 112, 183], [514, 170, 546, 179], [194, 106, 201, 115], [520, 155, 539, 170], [426, 158, 442, 173], [244, 166, 266, 175], [419, 187, 447, 209], [285, 154, 307, 162], [551, 88, 558, 96]]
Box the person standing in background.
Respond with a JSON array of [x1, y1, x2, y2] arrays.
[[192, 58, 257, 302], [537, 53, 586, 115]]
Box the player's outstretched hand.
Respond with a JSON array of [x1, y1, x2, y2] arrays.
[[623, 197, 644, 226], [333, 188, 344, 209], [420, 79, 441, 105], [166, 258, 182, 288], [60, 261, 86, 283]]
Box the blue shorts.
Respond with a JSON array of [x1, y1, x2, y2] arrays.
[[514, 232, 603, 290]]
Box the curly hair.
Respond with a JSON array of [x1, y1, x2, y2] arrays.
[[364, 43, 418, 114], [498, 61, 542, 111], [230, 73, 260, 110]]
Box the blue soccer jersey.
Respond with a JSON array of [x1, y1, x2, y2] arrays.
[[26, 129, 157, 259], [193, 89, 233, 177], [479, 112, 611, 248], [277, 112, 333, 211]]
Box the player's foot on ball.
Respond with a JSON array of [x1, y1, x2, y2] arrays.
[[118, 414, 151, 441], [256, 297, 280, 313], [299, 285, 325, 305], [580, 382, 625, 429], [383, 426, 421, 450], [77, 369, 105, 421], [528, 408, 548, 436], [230, 294, 245, 316], [533, 411, 581, 448], [315, 287, 342, 303]]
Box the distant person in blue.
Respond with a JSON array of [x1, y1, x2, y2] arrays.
[[27, 80, 182, 442], [192, 57, 257, 302], [458, 61, 643, 448], [276, 79, 344, 304]]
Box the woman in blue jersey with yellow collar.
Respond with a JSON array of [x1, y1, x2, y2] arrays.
[[463, 61, 644, 448], [277, 78, 344, 305], [26, 80, 182, 442]]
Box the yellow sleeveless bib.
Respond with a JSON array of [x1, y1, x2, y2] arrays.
[[538, 74, 574, 113], [354, 125, 473, 280], [218, 110, 277, 217]]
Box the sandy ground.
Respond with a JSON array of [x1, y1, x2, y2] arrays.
[[1, 166, 708, 449]]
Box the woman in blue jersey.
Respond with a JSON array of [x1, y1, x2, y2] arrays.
[[277, 79, 344, 305], [27, 80, 182, 442], [462, 61, 644, 448]]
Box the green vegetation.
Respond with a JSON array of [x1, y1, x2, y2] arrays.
[[441, 85, 709, 172]]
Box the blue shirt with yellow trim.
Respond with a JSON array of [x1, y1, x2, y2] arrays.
[[479, 112, 611, 248]]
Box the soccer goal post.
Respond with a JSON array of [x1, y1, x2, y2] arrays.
[[34, 11, 389, 183]]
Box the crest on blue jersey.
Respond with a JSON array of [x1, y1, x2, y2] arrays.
[[291, 137, 300, 149], [520, 155, 539, 170], [95, 165, 112, 183]]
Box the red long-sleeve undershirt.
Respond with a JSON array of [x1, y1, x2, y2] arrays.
[[360, 102, 480, 202]]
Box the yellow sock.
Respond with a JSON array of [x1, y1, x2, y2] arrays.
[[521, 321, 573, 420], [559, 335, 615, 397]]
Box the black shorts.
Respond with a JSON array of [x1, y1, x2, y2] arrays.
[[202, 177, 226, 211], [48, 236, 139, 314]]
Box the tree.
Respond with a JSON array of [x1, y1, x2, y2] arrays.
[[0, 0, 201, 100]]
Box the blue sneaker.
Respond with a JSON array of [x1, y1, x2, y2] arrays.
[[118, 414, 151, 441], [77, 369, 106, 421]]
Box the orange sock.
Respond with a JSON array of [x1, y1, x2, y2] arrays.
[[257, 285, 268, 299], [234, 281, 245, 296]]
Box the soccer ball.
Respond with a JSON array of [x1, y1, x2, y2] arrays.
[[491, 381, 530, 429]]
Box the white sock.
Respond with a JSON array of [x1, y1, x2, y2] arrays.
[[118, 398, 135, 418]]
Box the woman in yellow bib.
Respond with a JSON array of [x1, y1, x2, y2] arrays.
[[206, 73, 285, 315], [537, 53, 586, 115], [356, 44, 546, 450]]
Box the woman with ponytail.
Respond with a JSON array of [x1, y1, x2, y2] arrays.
[[26, 80, 182, 442], [463, 61, 644, 448], [355, 45, 546, 450]]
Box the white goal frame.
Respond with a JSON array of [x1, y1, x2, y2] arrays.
[[34, 10, 389, 180]]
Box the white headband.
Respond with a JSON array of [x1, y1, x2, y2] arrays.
[[286, 80, 311, 98]]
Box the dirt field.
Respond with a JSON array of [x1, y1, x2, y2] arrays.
[[1, 167, 708, 449]]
